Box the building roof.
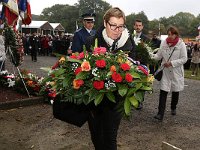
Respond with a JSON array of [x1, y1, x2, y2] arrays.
[[21, 21, 48, 28], [50, 23, 65, 31]]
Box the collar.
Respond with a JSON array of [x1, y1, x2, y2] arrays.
[[102, 28, 130, 50]]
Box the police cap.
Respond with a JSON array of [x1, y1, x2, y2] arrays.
[[81, 13, 96, 22]]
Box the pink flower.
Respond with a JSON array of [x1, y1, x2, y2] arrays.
[[137, 65, 149, 76], [77, 52, 85, 59], [93, 47, 107, 55]]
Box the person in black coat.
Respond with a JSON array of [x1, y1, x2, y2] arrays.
[[29, 32, 39, 62], [71, 13, 96, 53], [85, 7, 135, 150]]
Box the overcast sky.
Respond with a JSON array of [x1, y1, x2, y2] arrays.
[[31, 0, 200, 20]]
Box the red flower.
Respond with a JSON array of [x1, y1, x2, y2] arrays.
[[70, 55, 77, 59], [96, 59, 106, 68], [48, 90, 57, 98], [52, 61, 59, 69], [73, 79, 84, 89], [137, 65, 149, 76], [120, 63, 130, 71], [93, 47, 107, 55], [75, 67, 82, 75], [112, 72, 123, 83], [77, 52, 85, 59], [93, 80, 104, 90], [125, 73, 133, 82]]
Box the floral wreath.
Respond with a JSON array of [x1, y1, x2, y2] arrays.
[[41, 40, 154, 116], [4, 24, 24, 67]]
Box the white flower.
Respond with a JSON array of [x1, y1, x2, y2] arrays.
[[134, 37, 141, 46], [0, 70, 8, 75], [7, 78, 15, 87]]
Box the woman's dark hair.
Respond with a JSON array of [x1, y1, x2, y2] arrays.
[[193, 43, 198, 51], [167, 26, 179, 36]]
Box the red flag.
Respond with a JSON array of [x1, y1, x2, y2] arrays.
[[3, 0, 19, 26], [19, 0, 31, 25]]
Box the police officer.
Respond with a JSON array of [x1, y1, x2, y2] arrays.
[[71, 13, 96, 53]]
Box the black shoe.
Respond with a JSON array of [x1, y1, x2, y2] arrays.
[[136, 102, 143, 110], [171, 109, 176, 115], [154, 114, 163, 121]]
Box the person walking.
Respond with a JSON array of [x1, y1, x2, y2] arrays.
[[29, 32, 39, 62], [71, 12, 96, 53], [85, 7, 135, 150], [191, 43, 200, 76], [150, 26, 187, 121]]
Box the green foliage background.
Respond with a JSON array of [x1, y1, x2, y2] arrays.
[[32, 0, 200, 37]]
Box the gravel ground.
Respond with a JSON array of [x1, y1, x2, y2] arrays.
[[0, 55, 200, 150]]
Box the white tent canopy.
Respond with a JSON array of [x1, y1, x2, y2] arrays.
[[21, 21, 48, 29]]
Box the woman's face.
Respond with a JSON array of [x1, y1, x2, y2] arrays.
[[167, 31, 177, 40], [104, 17, 125, 40]]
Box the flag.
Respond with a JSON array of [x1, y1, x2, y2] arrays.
[[18, 0, 31, 25], [18, 0, 32, 25], [2, 0, 19, 26]]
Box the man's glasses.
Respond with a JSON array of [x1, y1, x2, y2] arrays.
[[107, 22, 126, 32]]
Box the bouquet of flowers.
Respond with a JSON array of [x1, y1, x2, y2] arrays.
[[133, 31, 159, 65], [41, 45, 153, 116], [15, 69, 43, 95]]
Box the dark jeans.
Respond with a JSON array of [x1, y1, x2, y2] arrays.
[[158, 90, 179, 116], [88, 106, 122, 150]]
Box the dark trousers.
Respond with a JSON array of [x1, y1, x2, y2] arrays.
[[31, 49, 37, 61], [158, 90, 179, 116], [88, 106, 122, 150]]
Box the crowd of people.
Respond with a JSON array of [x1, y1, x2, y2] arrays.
[[21, 32, 72, 62]]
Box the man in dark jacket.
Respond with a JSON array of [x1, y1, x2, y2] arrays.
[[29, 32, 39, 62], [71, 13, 96, 53]]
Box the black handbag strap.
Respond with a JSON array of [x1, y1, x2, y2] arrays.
[[160, 47, 176, 70], [167, 47, 176, 62]]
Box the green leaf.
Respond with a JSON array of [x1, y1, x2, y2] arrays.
[[54, 68, 65, 76], [62, 76, 71, 87], [124, 98, 131, 116], [130, 72, 141, 79], [140, 86, 152, 91], [68, 58, 82, 64], [135, 83, 143, 90], [118, 84, 128, 97], [76, 72, 89, 80], [106, 92, 116, 103], [88, 89, 98, 102], [94, 93, 104, 106], [135, 91, 144, 102], [128, 96, 139, 108]]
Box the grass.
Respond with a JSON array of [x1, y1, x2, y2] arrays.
[[184, 69, 200, 80]]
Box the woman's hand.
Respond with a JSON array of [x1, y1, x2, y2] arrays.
[[164, 62, 172, 68]]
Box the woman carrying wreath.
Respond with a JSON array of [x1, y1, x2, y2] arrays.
[[85, 7, 135, 150]]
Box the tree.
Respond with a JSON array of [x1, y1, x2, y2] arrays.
[[76, 0, 111, 29], [40, 4, 79, 33]]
